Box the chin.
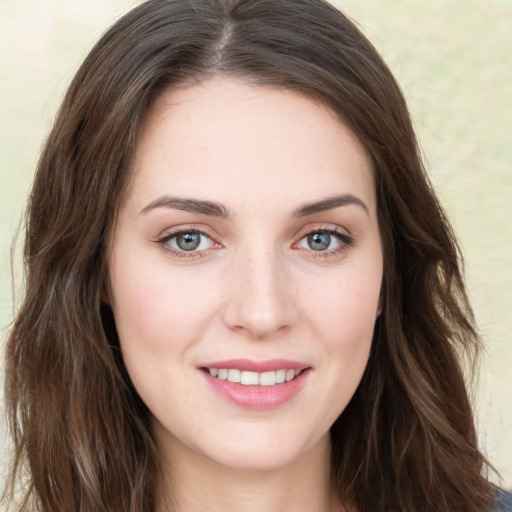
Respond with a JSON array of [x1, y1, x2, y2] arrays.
[[196, 426, 329, 473], [205, 448, 304, 473]]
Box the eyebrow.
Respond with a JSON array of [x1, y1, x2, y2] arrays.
[[292, 194, 369, 217], [140, 196, 230, 217], [139, 193, 369, 218]]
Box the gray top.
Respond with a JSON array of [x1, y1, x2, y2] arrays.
[[495, 489, 512, 511]]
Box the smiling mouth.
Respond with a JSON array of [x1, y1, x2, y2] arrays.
[[202, 368, 305, 386]]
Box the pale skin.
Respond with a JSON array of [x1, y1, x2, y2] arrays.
[[108, 78, 383, 512]]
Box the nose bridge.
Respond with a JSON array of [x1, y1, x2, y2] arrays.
[[223, 242, 296, 338]]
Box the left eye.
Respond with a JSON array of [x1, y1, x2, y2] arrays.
[[165, 231, 214, 252], [298, 231, 343, 252]]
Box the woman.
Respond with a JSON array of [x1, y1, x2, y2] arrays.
[[4, 0, 507, 511]]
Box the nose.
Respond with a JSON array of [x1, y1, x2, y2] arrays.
[[222, 248, 298, 339]]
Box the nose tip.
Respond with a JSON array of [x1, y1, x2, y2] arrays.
[[227, 310, 291, 340], [222, 254, 297, 339]]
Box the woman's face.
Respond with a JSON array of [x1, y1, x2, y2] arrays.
[[108, 78, 383, 471]]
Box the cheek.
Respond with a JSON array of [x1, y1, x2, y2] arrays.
[[110, 258, 222, 356], [109, 263, 218, 408], [309, 270, 381, 336], [301, 259, 382, 375]]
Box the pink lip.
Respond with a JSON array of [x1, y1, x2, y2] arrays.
[[198, 359, 311, 410]]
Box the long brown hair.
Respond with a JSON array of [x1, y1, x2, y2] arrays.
[[5, 0, 496, 510]]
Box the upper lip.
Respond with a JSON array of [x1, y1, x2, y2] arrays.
[[198, 358, 310, 372]]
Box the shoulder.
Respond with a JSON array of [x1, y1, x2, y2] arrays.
[[494, 489, 512, 511]]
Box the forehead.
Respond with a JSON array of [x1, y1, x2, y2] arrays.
[[126, 77, 375, 215]]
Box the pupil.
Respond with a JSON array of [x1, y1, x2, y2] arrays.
[[177, 232, 200, 251], [308, 232, 330, 251]]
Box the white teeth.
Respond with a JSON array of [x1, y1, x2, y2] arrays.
[[227, 369, 241, 383], [207, 367, 303, 386], [259, 371, 276, 386], [275, 369, 286, 383], [240, 371, 259, 385]]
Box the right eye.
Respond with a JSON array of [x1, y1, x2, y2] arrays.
[[158, 229, 218, 256]]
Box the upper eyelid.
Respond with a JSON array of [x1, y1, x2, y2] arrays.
[[295, 224, 354, 244], [157, 225, 218, 242], [296, 229, 353, 243], [163, 230, 212, 243], [293, 223, 352, 239]]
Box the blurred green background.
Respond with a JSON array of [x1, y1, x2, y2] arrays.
[[1, 0, 510, 501]]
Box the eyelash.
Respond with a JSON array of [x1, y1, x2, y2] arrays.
[[156, 226, 354, 260]]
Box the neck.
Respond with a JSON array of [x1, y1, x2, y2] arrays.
[[155, 432, 342, 512]]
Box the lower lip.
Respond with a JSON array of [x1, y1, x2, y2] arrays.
[[201, 369, 310, 409]]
